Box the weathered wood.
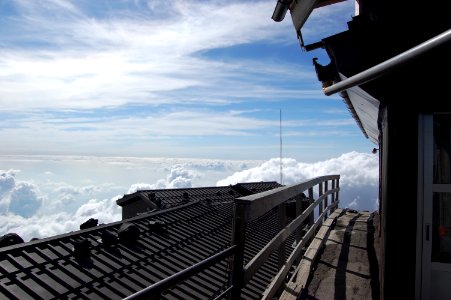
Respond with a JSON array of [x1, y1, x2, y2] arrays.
[[278, 202, 287, 269], [331, 179, 336, 204], [235, 175, 340, 222], [261, 206, 337, 300], [243, 189, 338, 284], [229, 203, 248, 300], [324, 180, 329, 218], [318, 182, 323, 225], [295, 195, 303, 244], [280, 207, 343, 300], [282, 210, 379, 300], [308, 187, 314, 226]]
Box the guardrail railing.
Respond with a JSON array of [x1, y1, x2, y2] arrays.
[[229, 175, 340, 299], [124, 175, 340, 300]]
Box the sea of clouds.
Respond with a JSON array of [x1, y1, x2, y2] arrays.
[[0, 151, 378, 241]]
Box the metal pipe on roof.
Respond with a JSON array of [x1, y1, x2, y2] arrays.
[[323, 28, 451, 96]]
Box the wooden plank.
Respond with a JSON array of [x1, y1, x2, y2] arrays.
[[278, 203, 287, 269], [243, 190, 338, 284], [261, 206, 337, 300], [229, 203, 248, 299], [235, 175, 340, 222], [280, 208, 344, 300]]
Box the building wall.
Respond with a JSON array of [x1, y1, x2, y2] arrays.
[[380, 104, 419, 299]]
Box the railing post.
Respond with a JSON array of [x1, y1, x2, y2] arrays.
[[336, 178, 340, 204], [294, 194, 304, 265], [331, 179, 336, 212], [278, 202, 287, 269], [295, 194, 303, 243], [324, 180, 329, 218], [229, 202, 248, 300], [308, 187, 314, 226], [318, 182, 323, 226]]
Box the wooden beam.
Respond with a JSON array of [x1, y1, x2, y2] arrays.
[[235, 175, 340, 222], [261, 205, 337, 300], [279, 208, 344, 300], [243, 189, 339, 284]]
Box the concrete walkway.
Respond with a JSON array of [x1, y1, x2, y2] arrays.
[[280, 209, 380, 300]]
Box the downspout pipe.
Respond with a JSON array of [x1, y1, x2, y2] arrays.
[[323, 28, 451, 96]]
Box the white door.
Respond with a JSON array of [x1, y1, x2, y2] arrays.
[[420, 114, 451, 300]]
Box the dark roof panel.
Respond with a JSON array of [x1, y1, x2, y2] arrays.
[[1, 182, 284, 299]]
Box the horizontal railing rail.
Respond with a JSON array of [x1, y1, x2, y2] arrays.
[[229, 175, 340, 299], [124, 245, 237, 300], [124, 175, 340, 300]]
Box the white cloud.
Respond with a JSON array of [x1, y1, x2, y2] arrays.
[[0, 170, 44, 217], [0, 195, 122, 242], [8, 182, 44, 218], [0, 169, 17, 197], [217, 151, 379, 211], [127, 164, 198, 193], [0, 152, 378, 242], [0, 0, 309, 111]]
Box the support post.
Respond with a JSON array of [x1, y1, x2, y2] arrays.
[[229, 203, 248, 300], [278, 202, 287, 269], [324, 180, 329, 218], [308, 187, 314, 226], [331, 179, 336, 212], [318, 182, 323, 226]]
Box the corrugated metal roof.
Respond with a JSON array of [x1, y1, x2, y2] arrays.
[[0, 182, 288, 299]]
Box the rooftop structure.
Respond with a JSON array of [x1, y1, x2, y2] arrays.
[[0, 182, 295, 299]]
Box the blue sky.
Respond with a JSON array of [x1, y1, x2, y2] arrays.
[[0, 0, 374, 161], [0, 1, 381, 241]]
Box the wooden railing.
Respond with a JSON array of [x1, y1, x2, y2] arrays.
[[229, 175, 340, 299]]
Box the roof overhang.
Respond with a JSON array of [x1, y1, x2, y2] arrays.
[[272, 0, 346, 31]]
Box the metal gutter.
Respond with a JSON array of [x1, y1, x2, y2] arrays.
[[323, 28, 451, 96]]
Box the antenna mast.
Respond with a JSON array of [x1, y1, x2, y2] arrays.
[[280, 109, 283, 185]]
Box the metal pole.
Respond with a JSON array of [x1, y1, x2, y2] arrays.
[[324, 28, 451, 96]]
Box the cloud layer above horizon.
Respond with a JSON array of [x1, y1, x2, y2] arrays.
[[0, 0, 372, 160], [0, 151, 378, 241]]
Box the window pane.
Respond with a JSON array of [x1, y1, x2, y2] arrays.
[[432, 192, 451, 262], [433, 114, 451, 184]]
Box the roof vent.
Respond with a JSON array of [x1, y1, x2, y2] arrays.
[[101, 230, 118, 246], [73, 238, 91, 260], [80, 218, 98, 230], [149, 220, 166, 231], [118, 223, 140, 243], [0, 233, 24, 248]]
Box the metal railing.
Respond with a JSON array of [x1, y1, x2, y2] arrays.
[[323, 28, 451, 96], [229, 175, 340, 299]]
